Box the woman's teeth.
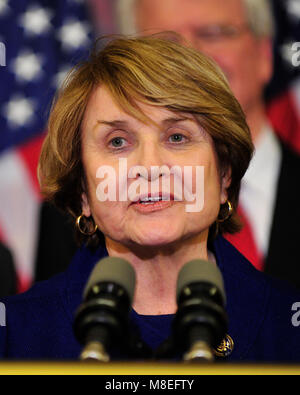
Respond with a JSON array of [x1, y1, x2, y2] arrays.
[[140, 197, 162, 204]]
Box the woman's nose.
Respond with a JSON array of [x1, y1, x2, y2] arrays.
[[132, 141, 166, 180]]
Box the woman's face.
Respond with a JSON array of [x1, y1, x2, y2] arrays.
[[81, 85, 230, 249]]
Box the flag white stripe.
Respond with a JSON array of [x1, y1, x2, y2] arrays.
[[0, 149, 40, 281]]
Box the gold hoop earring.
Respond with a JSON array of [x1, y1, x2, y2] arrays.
[[76, 214, 98, 236], [218, 201, 233, 223]]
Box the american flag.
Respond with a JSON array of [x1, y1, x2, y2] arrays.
[[0, 0, 94, 292]]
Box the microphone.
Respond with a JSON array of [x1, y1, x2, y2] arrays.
[[173, 259, 228, 362], [73, 257, 136, 362]]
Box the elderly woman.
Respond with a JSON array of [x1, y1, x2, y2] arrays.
[[0, 36, 300, 362]]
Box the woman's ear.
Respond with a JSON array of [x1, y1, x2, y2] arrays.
[[81, 192, 91, 217], [220, 167, 232, 205]]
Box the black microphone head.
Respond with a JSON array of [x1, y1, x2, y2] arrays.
[[176, 259, 226, 305], [83, 257, 136, 304]]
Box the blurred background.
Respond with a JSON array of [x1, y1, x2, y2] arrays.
[[0, 0, 299, 296]]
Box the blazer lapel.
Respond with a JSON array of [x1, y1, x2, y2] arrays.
[[214, 236, 271, 360]]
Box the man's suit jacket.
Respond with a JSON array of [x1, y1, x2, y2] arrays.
[[0, 242, 17, 297], [265, 141, 300, 288], [34, 202, 77, 282]]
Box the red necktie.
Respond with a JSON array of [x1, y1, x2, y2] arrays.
[[224, 206, 264, 271]]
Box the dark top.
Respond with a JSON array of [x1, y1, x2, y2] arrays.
[[1, 236, 300, 362]]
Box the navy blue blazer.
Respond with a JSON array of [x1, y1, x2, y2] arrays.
[[1, 236, 300, 362]]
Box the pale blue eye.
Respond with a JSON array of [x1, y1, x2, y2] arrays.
[[110, 137, 125, 147]]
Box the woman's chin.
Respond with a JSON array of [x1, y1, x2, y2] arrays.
[[129, 227, 183, 249]]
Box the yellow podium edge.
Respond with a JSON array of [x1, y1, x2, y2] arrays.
[[0, 362, 299, 375]]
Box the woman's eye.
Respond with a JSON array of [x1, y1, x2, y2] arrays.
[[109, 137, 126, 148], [168, 133, 186, 143]]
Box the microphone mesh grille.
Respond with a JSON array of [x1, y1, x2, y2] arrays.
[[83, 257, 136, 303], [177, 259, 226, 304]]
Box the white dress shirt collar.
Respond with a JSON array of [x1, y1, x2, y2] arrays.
[[239, 124, 282, 256]]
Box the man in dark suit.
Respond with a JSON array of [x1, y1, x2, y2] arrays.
[[0, 242, 17, 297], [115, 0, 300, 288], [34, 202, 77, 282]]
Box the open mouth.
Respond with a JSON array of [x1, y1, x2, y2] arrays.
[[133, 193, 174, 204], [130, 193, 175, 212], [138, 196, 168, 204]]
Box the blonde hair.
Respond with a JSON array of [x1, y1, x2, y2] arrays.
[[39, 35, 254, 246], [116, 0, 275, 37]]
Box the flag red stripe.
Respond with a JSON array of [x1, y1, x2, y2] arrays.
[[17, 133, 46, 200], [267, 90, 300, 154]]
